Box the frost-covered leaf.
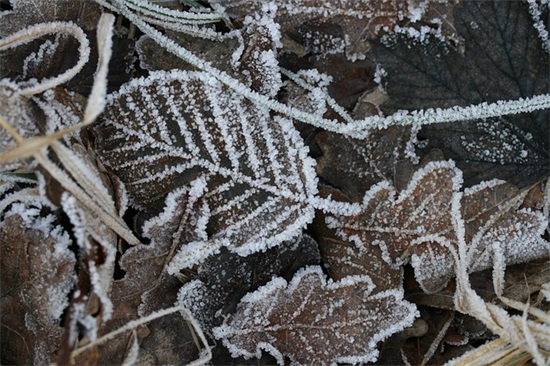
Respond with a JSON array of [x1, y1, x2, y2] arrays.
[[0, 200, 76, 365], [373, 0, 550, 187], [0, 0, 134, 95], [0, 82, 43, 170], [316, 215, 402, 293], [331, 161, 549, 293], [96, 70, 317, 268], [136, 31, 239, 73], [137, 3, 281, 97], [177, 234, 320, 332], [213, 266, 418, 365], [311, 186, 402, 292], [0, 0, 102, 35], [0, 0, 102, 93]]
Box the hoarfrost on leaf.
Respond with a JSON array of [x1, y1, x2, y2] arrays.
[[0, 200, 76, 365], [212, 0, 432, 61], [176, 234, 320, 332], [212, 266, 418, 365], [373, 0, 550, 187], [330, 160, 550, 293], [96, 70, 318, 269]]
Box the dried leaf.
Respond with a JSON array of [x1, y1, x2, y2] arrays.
[[315, 126, 421, 201], [310, 186, 401, 292], [0, 0, 102, 35], [137, 4, 281, 97], [0, 0, 134, 95], [331, 161, 549, 293], [85, 187, 200, 365], [0, 82, 43, 170], [214, 0, 426, 60], [177, 234, 320, 332], [96, 70, 318, 268], [213, 266, 418, 365], [0, 201, 76, 365]]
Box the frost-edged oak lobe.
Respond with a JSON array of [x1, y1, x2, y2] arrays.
[[329, 161, 550, 293], [213, 266, 418, 365], [96, 70, 318, 268], [177, 234, 321, 332]]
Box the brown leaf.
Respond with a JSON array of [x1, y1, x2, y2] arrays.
[[311, 185, 401, 292], [315, 126, 420, 201], [331, 161, 549, 293], [213, 266, 418, 365], [214, 0, 423, 60], [82, 188, 200, 365], [0, 203, 76, 365], [0, 1, 134, 95]]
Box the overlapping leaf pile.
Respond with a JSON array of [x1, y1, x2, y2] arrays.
[[0, 0, 549, 365]]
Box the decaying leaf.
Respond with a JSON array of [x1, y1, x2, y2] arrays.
[[329, 160, 549, 293], [315, 126, 422, 201], [0, 82, 43, 170], [96, 70, 318, 269], [0, 200, 76, 365], [310, 186, 402, 292], [213, 266, 418, 365], [77, 185, 201, 365]]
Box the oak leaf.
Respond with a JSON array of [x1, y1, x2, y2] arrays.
[[329, 161, 549, 293], [213, 266, 418, 365], [177, 234, 320, 332]]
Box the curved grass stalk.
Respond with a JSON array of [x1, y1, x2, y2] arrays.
[[447, 338, 540, 366], [105, 0, 550, 138], [451, 238, 550, 365], [0, 22, 90, 96]]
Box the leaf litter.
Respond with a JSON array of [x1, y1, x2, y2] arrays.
[[0, 0, 549, 365]]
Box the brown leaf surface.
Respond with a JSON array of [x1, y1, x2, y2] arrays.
[[78, 188, 200, 365], [213, 266, 418, 365], [331, 161, 549, 293], [0, 205, 76, 365], [177, 234, 321, 333], [213, 0, 426, 60]]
